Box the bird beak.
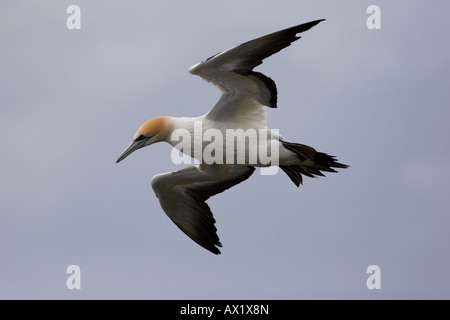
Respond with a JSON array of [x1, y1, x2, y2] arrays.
[[116, 139, 147, 163]]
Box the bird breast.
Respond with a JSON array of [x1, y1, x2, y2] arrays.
[[167, 117, 282, 166]]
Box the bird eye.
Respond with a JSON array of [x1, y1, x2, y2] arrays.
[[134, 134, 147, 142]]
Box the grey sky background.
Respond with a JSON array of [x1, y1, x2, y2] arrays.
[[1, 1, 449, 299]]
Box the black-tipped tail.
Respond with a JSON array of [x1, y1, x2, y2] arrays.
[[280, 141, 349, 187]]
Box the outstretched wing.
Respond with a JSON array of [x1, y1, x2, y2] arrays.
[[189, 20, 325, 127], [151, 164, 255, 254]]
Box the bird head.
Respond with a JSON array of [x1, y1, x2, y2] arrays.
[[116, 116, 169, 163]]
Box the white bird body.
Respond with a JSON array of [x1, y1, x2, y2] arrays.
[[160, 115, 292, 167], [117, 20, 348, 254]]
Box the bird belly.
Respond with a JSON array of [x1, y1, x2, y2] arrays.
[[169, 121, 294, 166], [168, 117, 302, 166]]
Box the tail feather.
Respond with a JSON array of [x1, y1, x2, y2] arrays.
[[280, 141, 349, 187]]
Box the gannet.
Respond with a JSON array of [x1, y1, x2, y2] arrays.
[[117, 19, 348, 254]]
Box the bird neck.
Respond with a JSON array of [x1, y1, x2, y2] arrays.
[[163, 116, 204, 146]]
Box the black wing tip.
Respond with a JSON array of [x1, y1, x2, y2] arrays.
[[194, 233, 223, 255], [182, 231, 223, 255], [307, 18, 326, 26], [209, 245, 222, 255], [200, 239, 222, 255], [290, 19, 326, 35]]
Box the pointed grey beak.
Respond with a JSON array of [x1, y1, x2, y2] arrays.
[[116, 139, 147, 163]]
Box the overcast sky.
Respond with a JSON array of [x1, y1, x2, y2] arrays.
[[1, 0, 449, 299]]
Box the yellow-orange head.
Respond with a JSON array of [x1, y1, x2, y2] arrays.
[[116, 116, 170, 163]]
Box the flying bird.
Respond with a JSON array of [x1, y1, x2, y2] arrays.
[[117, 19, 348, 254]]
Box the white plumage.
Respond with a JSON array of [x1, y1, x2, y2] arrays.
[[117, 20, 348, 254]]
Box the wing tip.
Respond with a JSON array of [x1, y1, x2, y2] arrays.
[[196, 238, 222, 255], [209, 245, 222, 255], [189, 18, 326, 76], [291, 18, 326, 35]]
